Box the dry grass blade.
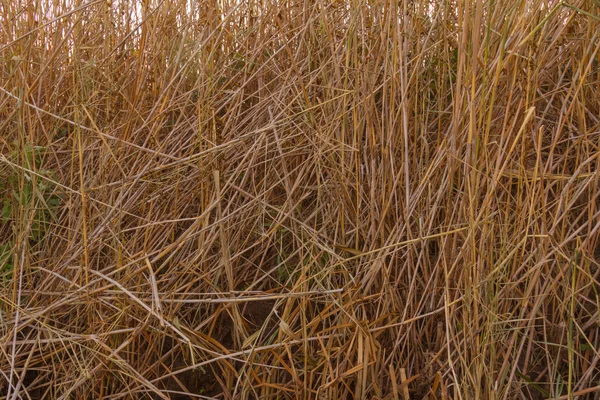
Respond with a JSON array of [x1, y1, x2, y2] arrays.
[[1, 0, 599, 398]]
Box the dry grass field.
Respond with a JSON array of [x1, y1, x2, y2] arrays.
[[1, 0, 600, 398]]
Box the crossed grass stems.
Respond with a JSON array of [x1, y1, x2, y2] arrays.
[[1, 0, 600, 398]]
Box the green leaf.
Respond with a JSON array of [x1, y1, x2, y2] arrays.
[[581, 343, 595, 352], [20, 184, 32, 206], [2, 201, 11, 220], [0, 243, 13, 274], [48, 196, 60, 207]]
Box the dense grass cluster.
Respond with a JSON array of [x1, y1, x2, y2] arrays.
[[1, 0, 600, 398]]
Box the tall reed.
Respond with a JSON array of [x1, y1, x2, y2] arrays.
[[1, 0, 599, 398]]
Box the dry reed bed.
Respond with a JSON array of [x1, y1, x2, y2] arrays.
[[1, 0, 600, 398]]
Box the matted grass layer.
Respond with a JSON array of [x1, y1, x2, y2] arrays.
[[1, 0, 600, 398]]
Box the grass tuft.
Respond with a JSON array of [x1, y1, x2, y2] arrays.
[[1, 0, 600, 398]]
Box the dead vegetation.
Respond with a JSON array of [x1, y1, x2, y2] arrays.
[[1, 0, 600, 398]]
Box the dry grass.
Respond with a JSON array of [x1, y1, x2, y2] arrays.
[[1, 0, 600, 399]]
